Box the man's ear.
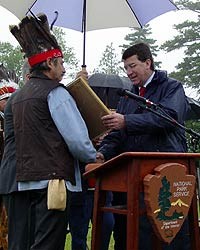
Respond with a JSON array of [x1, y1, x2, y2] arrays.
[[145, 59, 152, 69], [46, 58, 53, 69], [25, 73, 30, 81]]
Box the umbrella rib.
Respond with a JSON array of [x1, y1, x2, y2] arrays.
[[169, 0, 179, 10], [125, 0, 142, 28], [26, 0, 38, 15]]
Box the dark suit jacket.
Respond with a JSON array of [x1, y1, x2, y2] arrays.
[[0, 92, 18, 194]]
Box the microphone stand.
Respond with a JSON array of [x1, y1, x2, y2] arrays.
[[137, 101, 200, 198], [138, 102, 200, 153], [119, 88, 200, 152]]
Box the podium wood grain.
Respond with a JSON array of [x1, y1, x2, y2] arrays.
[[84, 152, 200, 250]]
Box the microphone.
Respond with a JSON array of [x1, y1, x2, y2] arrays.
[[118, 89, 158, 108]]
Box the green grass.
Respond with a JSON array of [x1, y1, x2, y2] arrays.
[[64, 197, 200, 249], [64, 224, 114, 250]]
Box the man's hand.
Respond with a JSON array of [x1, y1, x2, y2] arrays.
[[96, 152, 105, 163], [101, 113, 125, 130], [76, 67, 88, 81], [92, 131, 110, 148]]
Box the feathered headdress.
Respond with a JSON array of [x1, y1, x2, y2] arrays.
[[9, 13, 63, 67], [0, 64, 19, 101]]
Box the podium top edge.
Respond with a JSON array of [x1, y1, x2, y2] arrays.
[[120, 152, 200, 158], [83, 152, 200, 178]]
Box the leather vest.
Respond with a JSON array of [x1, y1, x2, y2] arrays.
[[12, 74, 75, 184]]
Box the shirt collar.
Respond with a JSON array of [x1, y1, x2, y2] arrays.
[[143, 71, 155, 88]]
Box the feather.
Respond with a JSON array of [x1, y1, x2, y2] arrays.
[[10, 13, 61, 58]]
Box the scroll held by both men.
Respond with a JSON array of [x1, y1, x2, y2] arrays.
[[66, 77, 111, 140]]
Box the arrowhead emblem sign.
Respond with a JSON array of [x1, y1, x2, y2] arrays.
[[144, 163, 195, 243]]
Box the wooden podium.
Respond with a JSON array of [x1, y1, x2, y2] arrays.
[[84, 152, 200, 250]]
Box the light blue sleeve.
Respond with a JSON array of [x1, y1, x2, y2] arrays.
[[48, 86, 96, 163]]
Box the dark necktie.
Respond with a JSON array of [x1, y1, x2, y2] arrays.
[[139, 86, 146, 97]]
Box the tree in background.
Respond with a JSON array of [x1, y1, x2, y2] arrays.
[[161, 0, 200, 91], [159, 1, 200, 153], [120, 24, 162, 68], [0, 27, 79, 84], [185, 120, 200, 152], [95, 25, 161, 75], [0, 42, 24, 83], [94, 42, 121, 75], [52, 27, 79, 80]]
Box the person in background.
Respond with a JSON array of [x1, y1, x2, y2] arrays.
[[97, 43, 190, 250], [0, 65, 18, 114], [0, 64, 19, 250], [67, 69, 114, 250], [0, 60, 30, 250], [9, 13, 96, 250]]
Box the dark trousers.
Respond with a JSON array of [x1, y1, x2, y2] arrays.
[[68, 179, 114, 250], [4, 189, 68, 250], [112, 192, 191, 250], [3, 192, 29, 250]]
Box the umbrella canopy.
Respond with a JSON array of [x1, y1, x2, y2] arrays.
[[186, 96, 200, 120], [0, 0, 178, 65], [88, 73, 132, 109], [0, 0, 177, 31], [89, 73, 132, 89]]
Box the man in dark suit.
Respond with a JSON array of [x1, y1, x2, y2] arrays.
[[97, 43, 190, 250], [0, 65, 19, 250]]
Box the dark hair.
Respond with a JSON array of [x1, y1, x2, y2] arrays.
[[122, 43, 155, 71], [22, 59, 30, 82], [30, 57, 59, 74]]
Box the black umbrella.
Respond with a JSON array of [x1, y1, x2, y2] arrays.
[[186, 96, 200, 120], [88, 73, 132, 109], [88, 73, 200, 121]]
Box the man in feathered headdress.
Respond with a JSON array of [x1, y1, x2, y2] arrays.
[[9, 13, 96, 250]]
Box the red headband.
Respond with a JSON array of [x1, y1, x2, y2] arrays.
[[28, 49, 63, 67], [0, 86, 16, 95]]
